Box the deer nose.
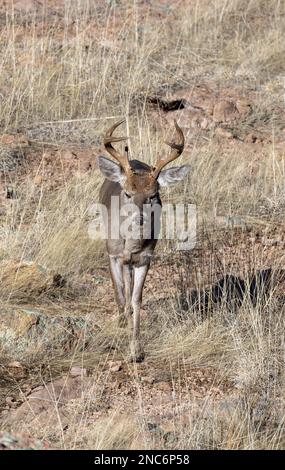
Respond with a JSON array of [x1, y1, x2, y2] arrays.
[[134, 214, 144, 226], [132, 212, 145, 226]]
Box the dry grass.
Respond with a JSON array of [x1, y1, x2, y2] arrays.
[[0, 0, 285, 450], [0, 0, 284, 141]]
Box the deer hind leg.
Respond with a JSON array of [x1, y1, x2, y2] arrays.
[[109, 256, 126, 326], [130, 263, 149, 362]]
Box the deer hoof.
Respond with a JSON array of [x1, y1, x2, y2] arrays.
[[118, 315, 128, 328], [130, 341, 145, 363]]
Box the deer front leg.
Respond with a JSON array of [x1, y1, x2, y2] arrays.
[[122, 263, 133, 327], [130, 263, 149, 362], [109, 256, 126, 326]]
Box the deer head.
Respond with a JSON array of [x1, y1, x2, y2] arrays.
[[98, 119, 190, 202]]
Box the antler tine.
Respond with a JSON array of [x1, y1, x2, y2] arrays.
[[152, 120, 185, 179], [103, 119, 131, 172]]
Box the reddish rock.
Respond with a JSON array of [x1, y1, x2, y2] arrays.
[[7, 376, 90, 426], [0, 134, 30, 148], [13, 1, 36, 13], [109, 361, 123, 372], [33, 175, 43, 185], [156, 381, 172, 392], [213, 100, 238, 123]]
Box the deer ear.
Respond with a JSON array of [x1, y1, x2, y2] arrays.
[[98, 156, 126, 184], [157, 165, 190, 187]]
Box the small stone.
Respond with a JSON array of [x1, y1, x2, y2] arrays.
[[69, 367, 88, 377], [109, 361, 122, 372], [6, 396, 17, 407], [14, 0, 35, 13], [156, 381, 172, 392], [163, 431, 178, 447], [245, 133, 257, 143], [33, 175, 43, 186], [200, 117, 208, 129], [147, 422, 159, 432], [213, 100, 238, 123], [142, 376, 155, 385]]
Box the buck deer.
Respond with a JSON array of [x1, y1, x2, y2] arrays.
[[98, 119, 189, 362]]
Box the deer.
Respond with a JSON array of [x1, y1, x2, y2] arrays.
[[98, 119, 190, 362]]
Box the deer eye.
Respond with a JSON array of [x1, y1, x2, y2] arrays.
[[124, 192, 131, 199], [150, 194, 158, 202]]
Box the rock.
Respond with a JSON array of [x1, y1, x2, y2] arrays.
[[37, 148, 96, 187], [69, 367, 88, 377], [213, 100, 238, 123], [13, 1, 36, 13], [236, 99, 252, 115], [215, 127, 233, 139], [147, 422, 160, 433], [5, 376, 92, 431], [0, 432, 48, 450], [0, 306, 95, 358], [163, 431, 178, 448], [0, 133, 30, 149], [245, 133, 258, 143], [6, 396, 17, 408], [0, 260, 65, 302], [109, 361, 122, 372], [33, 175, 43, 185], [142, 376, 155, 385]]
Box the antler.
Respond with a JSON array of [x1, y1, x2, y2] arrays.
[[103, 119, 131, 173], [152, 120, 185, 179]]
